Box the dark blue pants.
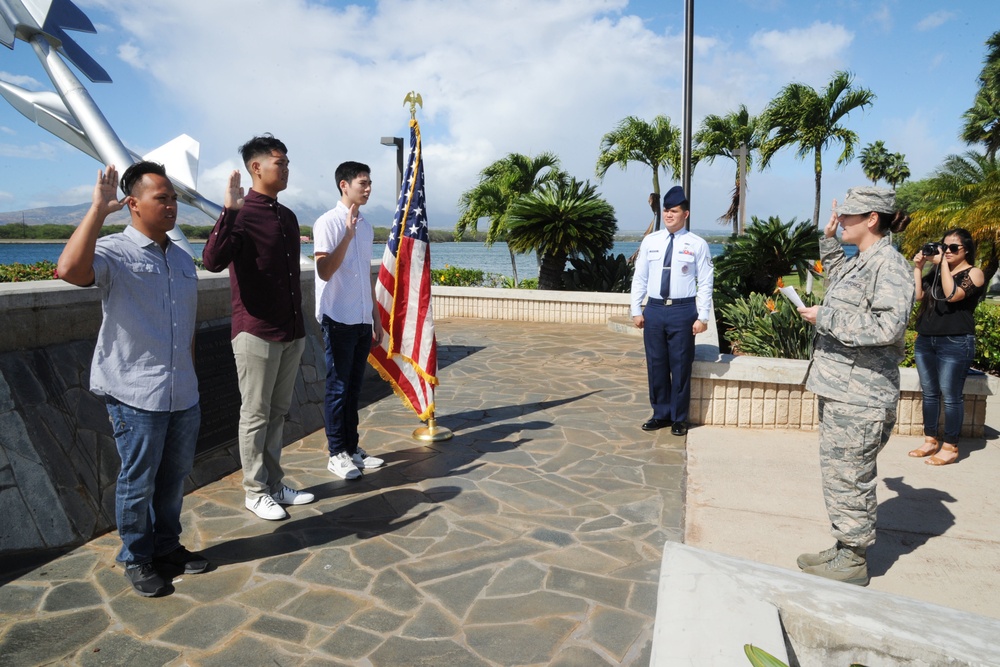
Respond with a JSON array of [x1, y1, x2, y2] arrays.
[[643, 300, 697, 423], [322, 316, 372, 456]]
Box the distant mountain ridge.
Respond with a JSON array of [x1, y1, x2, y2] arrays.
[[0, 202, 396, 228]]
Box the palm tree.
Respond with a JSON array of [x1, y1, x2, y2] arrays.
[[595, 115, 682, 233], [759, 70, 876, 228], [961, 31, 1000, 159], [455, 152, 567, 283], [901, 151, 1000, 286], [506, 178, 617, 290], [859, 140, 891, 185], [714, 215, 820, 297], [884, 152, 910, 190], [694, 104, 760, 235]]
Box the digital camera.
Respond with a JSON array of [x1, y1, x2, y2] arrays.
[[921, 242, 940, 256]]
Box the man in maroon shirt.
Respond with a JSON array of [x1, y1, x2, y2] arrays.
[[203, 134, 315, 520]]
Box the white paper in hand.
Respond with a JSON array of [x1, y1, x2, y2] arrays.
[[779, 285, 805, 310]]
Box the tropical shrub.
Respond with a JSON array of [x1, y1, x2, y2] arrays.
[[0, 260, 58, 282], [562, 253, 634, 293], [714, 215, 821, 298], [431, 265, 484, 287], [507, 177, 617, 290], [722, 290, 821, 359], [973, 302, 1000, 373], [480, 273, 538, 289]]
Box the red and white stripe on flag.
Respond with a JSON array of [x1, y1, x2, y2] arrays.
[[368, 118, 438, 420]]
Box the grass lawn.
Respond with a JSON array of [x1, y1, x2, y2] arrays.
[[780, 272, 825, 301]]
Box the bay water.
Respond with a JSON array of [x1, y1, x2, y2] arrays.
[[0, 240, 859, 280], [0, 241, 731, 280]]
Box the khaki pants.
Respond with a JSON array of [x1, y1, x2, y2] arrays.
[[232, 332, 305, 499]]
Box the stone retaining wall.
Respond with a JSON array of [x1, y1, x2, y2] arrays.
[[431, 285, 631, 323], [689, 356, 995, 437], [0, 268, 326, 554]]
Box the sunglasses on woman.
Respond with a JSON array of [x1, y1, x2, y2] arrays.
[[942, 243, 964, 253]]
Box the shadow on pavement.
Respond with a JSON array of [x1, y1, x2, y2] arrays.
[[870, 475, 957, 577], [200, 486, 462, 566]]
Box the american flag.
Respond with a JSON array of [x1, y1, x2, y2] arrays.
[[368, 118, 438, 420]]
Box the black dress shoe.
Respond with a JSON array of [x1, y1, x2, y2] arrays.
[[671, 421, 688, 436], [642, 418, 670, 432]]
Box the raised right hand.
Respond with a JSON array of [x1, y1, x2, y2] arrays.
[[224, 170, 245, 210], [345, 203, 359, 237], [93, 166, 125, 216], [824, 200, 839, 238]]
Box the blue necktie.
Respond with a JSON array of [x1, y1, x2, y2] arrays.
[[659, 233, 674, 299]]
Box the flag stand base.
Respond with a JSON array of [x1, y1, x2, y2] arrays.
[[413, 417, 453, 442]]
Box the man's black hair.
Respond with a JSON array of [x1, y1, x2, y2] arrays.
[[120, 161, 167, 196], [335, 161, 371, 195], [239, 133, 288, 168]]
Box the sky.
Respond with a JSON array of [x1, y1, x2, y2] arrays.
[[1, 0, 998, 233]]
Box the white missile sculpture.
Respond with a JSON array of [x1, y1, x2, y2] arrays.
[[1, 0, 224, 257]]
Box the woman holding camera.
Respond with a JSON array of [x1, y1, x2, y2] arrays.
[[908, 228, 985, 465]]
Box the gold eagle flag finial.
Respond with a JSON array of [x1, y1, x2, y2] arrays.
[[404, 91, 423, 120]]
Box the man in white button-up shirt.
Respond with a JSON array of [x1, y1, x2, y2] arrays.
[[314, 161, 387, 480], [630, 186, 714, 436]]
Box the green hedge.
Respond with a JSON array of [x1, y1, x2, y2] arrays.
[[0, 260, 57, 282], [724, 292, 1000, 376]]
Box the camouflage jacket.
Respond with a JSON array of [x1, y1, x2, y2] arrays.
[[805, 236, 915, 408]]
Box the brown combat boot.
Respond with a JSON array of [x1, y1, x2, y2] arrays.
[[796, 541, 843, 570], [802, 545, 869, 586]]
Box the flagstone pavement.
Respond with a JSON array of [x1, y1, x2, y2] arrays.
[[0, 318, 684, 666]]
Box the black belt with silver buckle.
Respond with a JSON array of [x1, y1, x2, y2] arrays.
[[647, 296, 696, 306]]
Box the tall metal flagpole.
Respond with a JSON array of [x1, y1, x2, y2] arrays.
[[407, 107, 452, 444], [395, 91, 451, 443], [681, 0, 694, 230]]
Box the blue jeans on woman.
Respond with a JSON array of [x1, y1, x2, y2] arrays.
[[322, 317, 372, 456], [914, 333, 975, 444], [106, 398, 201, 565]]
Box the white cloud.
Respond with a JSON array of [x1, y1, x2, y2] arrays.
[[0, 70, 45, 89], [749, 22, 853, 83], [77, 0, 685, 228], [0, 142, 60, 159], [916, 10, 955, 32], [869, 3, 893, 32]]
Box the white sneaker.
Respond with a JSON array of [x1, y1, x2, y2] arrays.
[[327, 451, 362, 480], [245, 494, 288, 520], [271, 484, 315, 506], [352, 447, 385, 469]]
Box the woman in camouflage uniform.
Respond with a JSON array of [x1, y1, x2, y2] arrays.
[[795, 187, 914, 587]]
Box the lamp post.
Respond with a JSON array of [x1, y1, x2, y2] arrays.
[[380, 136, 404, 197]]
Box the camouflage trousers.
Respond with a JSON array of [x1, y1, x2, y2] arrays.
[[817, 398, 896, 549]]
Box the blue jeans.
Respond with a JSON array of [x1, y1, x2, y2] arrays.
[[106, 398, 200, 565], [322, 317, 372, 456], [914, 333, 975, 444]]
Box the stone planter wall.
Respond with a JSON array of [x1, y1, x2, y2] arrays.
[[689, 356, 993, 437]]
